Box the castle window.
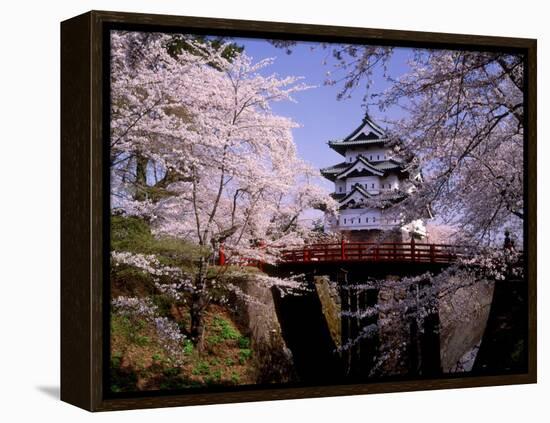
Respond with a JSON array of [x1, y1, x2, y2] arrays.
[[370, 155, 373, 160], [371, 183, 375, 188], [373, 216, 376, 222], [339, 186, 343, 193], [366, 217, 369, 223], [377, 155, 380, 160], [344, 218, 347, 224], [358, 218, 361, 223]]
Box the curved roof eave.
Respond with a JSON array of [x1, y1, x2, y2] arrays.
[[335, 156, 385, 179]]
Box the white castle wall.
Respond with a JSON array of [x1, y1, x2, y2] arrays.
[[345, 147, 389, 163], [344, 174, 399, 193], [334, 180, 346, 194], [327, 208, 402, 231]]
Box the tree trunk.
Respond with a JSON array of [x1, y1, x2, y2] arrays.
[[134, 154, 148, 201], [190, 256, 208, 352]]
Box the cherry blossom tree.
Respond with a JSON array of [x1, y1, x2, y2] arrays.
[[110, 31, 336, 348], [264, 42, 526, 376], [327, 47, 524, 245]]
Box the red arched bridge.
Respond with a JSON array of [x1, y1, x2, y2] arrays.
[[218, 239, 467, 267]]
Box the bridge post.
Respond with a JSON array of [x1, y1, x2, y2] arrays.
[[219, 244, 226, 266], [341, 238, 346, 260], [411, 237, 416, 262], [430, 244, 435, 263]]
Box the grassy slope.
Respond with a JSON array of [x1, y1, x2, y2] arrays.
[[111, 304, 256, 392], [110, 215, 258, 392]]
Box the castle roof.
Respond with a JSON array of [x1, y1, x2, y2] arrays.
[[320, 157, 404, 182], [338, 185, 374, 208], [336, 156, 384, 179], [328, 112, 390, 155], [339, 187, 408, 209]]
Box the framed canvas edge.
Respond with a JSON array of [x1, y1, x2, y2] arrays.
[[60, 10, 537, 412]]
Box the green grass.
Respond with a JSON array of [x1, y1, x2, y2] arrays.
[[238, 336, 250, 349], [192, 361, 211, 376], [183, 339, 194, 355], [111, 314, 151, 346], [207, 334, 223, 345], [111, 215, 206, 266], [111, 351, 123, 368], [212, 316, 240, 340], [230, 372, 241, 384], [205, 369, 223, 385], [239, 349, 252, 365]]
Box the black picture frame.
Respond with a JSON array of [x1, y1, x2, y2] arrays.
[[61, 10, 537, 411]]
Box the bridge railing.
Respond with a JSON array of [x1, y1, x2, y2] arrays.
[[218, 240, 470, 267], [279, 240, 466, 265]]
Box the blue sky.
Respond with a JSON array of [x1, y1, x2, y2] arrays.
[[231, 38, 413, 176]]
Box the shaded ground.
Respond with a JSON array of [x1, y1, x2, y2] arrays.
[[272, 286, 344, 383]]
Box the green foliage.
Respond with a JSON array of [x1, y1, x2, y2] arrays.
[[213, 316, 240, 340], [166, 35, 244, 64], [110, 351, 138, 393], [192, 361, 211, 376], [111, 351, 123, 368], [183, 339, 194, 355], [150, 294, 173, 318], [205, 369, 222, 385], [111, 314, 149, 346], [163, 367, 180, 378], [110, 371, 137, 393], [134, 334, 150, 347], [111, 215, 154, 253], [238, 336, 250, 349], [239, 349, 252, 365], [230, 372, 241, 384], [207, 334, 222, 346], [111, 215, 205, 265]]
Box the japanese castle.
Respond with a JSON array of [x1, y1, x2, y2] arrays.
[[321, 113, 427, 242]]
